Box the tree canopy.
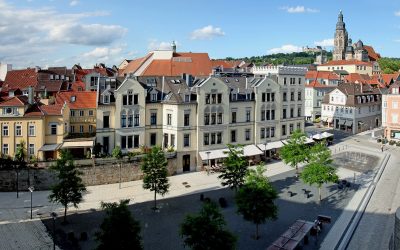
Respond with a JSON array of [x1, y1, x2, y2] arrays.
[[236, 165, 278, 239], [96, 199, 142, 250], [279, 130, 309, 175], [48, 150, 86, 222], [378, 58, 400, 74], [180, 201, 236, 250], [141, 146, 170, 209], [218, 144, 249, 191]]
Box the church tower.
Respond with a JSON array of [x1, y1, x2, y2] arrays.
[[333, 10, 348, 61]]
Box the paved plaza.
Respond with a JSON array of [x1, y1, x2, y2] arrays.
[[0, 131, 399, 249]]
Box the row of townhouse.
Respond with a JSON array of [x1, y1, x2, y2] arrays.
[[95, 66, 307, 173]]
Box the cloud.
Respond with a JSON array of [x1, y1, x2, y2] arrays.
[[314, 38, 334, 47], [281, 6, 319, 13], [395, 11, 400, 16], [147, 39, 177, 51], [70, 0, 78, 6], [0, 0, 126, 68], [267, 44, 303, 54], [190, 25, 225, 40]]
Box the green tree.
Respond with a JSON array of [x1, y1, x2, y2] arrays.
[[279, 130, 309, 176], [14, 141, 27, 198], [95, 199, 142, 250], [301, 143, 338, 201], [180, 201, 236, 250], [236, 165, 278, 239], [48, 150, 86, 223], [141, 146, 170, 210], [218, 144, 249, 192], [112, 146, 123, 159]]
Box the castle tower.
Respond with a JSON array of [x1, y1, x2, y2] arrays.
[[333, 10, 348, 61]]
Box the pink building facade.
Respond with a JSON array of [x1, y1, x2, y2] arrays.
[[382, 82, 400, 140]]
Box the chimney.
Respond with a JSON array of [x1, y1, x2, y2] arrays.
[[28, 86, 34, 104]]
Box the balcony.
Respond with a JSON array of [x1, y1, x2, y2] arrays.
[[70, 117, 96, 123]]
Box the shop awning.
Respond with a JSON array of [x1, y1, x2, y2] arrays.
[[199, 149, 229, 160], [257, 141, 285, 151], [321, 132, 334, 138], [304, 138, 314, 144], [339, 120, 346, 125], [313, 134, 323, 140], [39, 144, 62, 152], [61, 140, 94, 149], [242, 145, 263, 156], [346, 121, 353, 127]]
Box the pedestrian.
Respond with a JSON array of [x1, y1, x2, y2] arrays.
[[381, 144, 384, 152]]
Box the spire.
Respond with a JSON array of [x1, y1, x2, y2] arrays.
[[336, 10, 345, 30]]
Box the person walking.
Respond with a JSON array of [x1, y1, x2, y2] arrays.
[[381, 144, 384, 152]]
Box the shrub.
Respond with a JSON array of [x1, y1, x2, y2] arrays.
[[396, 142, 400, 147], [389, 140, 396, 146]]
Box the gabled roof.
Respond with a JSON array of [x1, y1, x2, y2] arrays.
[[56, 91, 97, 109], [70, 80, 86, 91], [0, 96, 29, 107], [363, 45, 381, 61], [305, 71, 340, 80], [381, 73, 399, 86], [2, 69, 38, 93], [320, 60, 372, 66], [119, 54, 153, 76], [24, 103, 64, 117], [211, 60, 243, 68]]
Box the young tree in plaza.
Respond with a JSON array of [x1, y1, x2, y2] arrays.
[[96, 199, 143, 250], [235, 165, 278, 239], [180, 201, 237, 250], [279, 130, 309, 176], [141, 146, 170, 210], [301, 142, 339, 201], [218, 144, 249, 192], [48, 150, 86, 223]]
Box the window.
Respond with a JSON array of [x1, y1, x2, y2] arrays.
[[89, 125, 93, 133], [298, 78, 301, 85], [28, 144, 34, 156], [50, 124, 57, 135], [267, 93, 271, 102], [151, 112, 157, 125], [217, 132, 222, 144], [297, 123, 301, 130], [290, 108, 294, 118], [80, 125, 84, 133], [298, 92, 302, 101], [127, 136, 133, 148], [290, 92, 294, 101], [2, 144, 8, 155], [217, 94, 222, 103], [128, 115, 133, 127], [271, 110, 275, 120], [262, 93, 266, 102], [164, 133, 169, 148], [231, 130, 236, 143], [284, 77, 287, 85], [232, 112, 236, 123], [121, 136, 126, 149], [205, 94, 210, 104], [282, 125, 286, 136], [204, 133, 209, 145], [150, 133, 157, 146], [29, 124, 35, 136], [271, 93, 275, 102], [121, 114, 126, 127], [261, 110, 265, 121], [70, 110, 75, 117], [271, 127, 275, 137], [184, 95, 190, 102], [261, 128, 265, 139], [103, 115, 109, 128], [215, 113, 221, 124], [289, 124, 294, 134], [167, 114, 172, 125], [134, 114, 140, 126], [151, 93, 157, 102], [266, 110, 271, 120], [171, 134, 175, 147], [78, 110, 84, 116], [184, 134, 190, 147], [211, 133, 216, 144], [204, 113, 210, 125], [392, 114, 398, 123], [211, 113, 216, 125], [15, 125, 21, 136], [134, 94, 138, 105], [134, 135, 139, 148], [393, 102, 398, 109], [283, 109, 287, 119], [2, 125, 8, 136], [245, 129, 251, 141], [103, 95, 110, 104], [283, 92, 287, 102], [212, 94, 216, 104], [122, 95, 127, 105], [246, 110, 251, 122], [184, 114, 190, 126], [70, 125, 75, 133], [298, 107, 302, 117], [89, 110, 94, 116]]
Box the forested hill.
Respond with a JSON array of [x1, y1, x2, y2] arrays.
[[223, 52, 333, 66], [378, 58, 400, 74]]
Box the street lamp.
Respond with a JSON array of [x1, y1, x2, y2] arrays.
[[28, 186, 34, 219], [206, 151, 211, 174], [50, 212, 57, 250]]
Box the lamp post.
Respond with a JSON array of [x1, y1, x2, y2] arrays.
[[50, 212, 57, 250], [28, 186, 34, 219], [206, 151, 211, 174]]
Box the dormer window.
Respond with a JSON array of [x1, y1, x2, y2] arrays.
[[55, 75, 60, 80], [151, 93, 157, 102], [2, 107, 17, 115], [103, 94, 110, 104], [50, 75, 54, 80], [9, 91, 14, 97], [185, 94, 190, 102], [66, 76, 70, 81], [70, 96, 76, 102], [61, 75, 65, 80]]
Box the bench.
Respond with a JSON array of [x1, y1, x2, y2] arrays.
[[317, 215, 332, 224]]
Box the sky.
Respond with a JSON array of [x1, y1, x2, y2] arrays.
[[1, 0, 400, 68]]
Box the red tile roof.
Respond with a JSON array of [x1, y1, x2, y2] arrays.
[[119, 54, 153, 76], [381, 73, 399, 86], [343, 73, 385, 88], [2, 69, 38, 93], [70, 80, 86, 92], [305, 71, 340, 80], [320, 60, 373, 66], [40, 104, 64, 115], [56, 91, 96, 109], [211, 60, 242, 68], [0, 96, 29, 107], [363, 45, 381, 61]]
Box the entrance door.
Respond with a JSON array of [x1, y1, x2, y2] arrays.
[[183, 155, 190, 172], [103, 137, 109, 154], [375, 118, 379, 127]]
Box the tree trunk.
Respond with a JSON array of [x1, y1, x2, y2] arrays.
[[154, 190, 157, 210], [64, 205, 67, 223], [295, 164, 299, 177], [319, 187, 321, 202]]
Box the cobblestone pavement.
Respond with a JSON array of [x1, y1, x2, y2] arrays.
[[0, 129, 398, 250]]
